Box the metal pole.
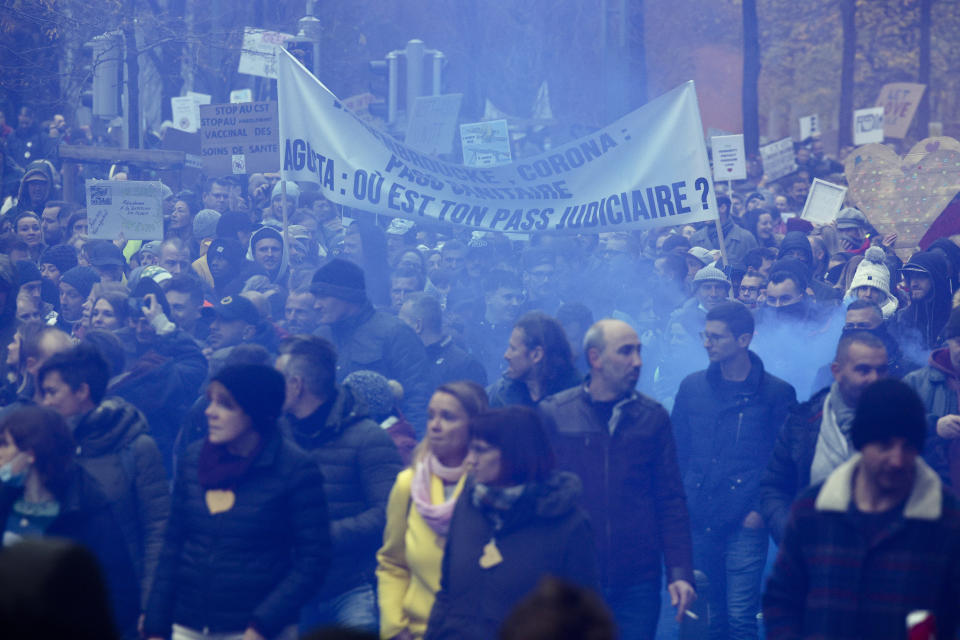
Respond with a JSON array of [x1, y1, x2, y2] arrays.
[[405, 39, 425, 116], [432, 52, 444, 96], [387, 52, 399, 124]]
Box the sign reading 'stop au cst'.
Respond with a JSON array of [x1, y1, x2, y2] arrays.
[[199, 101, 279, 175]]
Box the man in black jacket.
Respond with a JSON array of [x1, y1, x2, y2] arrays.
[[758, 332, 888, 543], [539, 318, 695, 639], [37, 343, 170, 616], [311, 258, 430, 433], [672, 302, 796, 640], [275, 335, 403, 634]]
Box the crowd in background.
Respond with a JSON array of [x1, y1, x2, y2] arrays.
[[0, 101, 959, 640]]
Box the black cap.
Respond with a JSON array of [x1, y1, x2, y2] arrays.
[[202, 295, 260, 325]]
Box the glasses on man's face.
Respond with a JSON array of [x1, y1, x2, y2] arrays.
[[699, 331, 732, 344], [738, 286, 760, 295], [844, 321, 876, 330]]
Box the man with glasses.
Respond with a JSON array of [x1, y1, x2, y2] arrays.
[[736, 273, 766, 311], [673, 301, 796, 640]]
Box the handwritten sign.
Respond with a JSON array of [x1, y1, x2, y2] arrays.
[[877, 83, 925, 139], [405, 94, 463, 156], [854, 107, 885, 146], [85, 180, 164, 241], [171, 96, 198, 133], [461, 119, 512, 167], [711, 134, 746, 181], [199, 101, 279, 175], [759, 136, 797, 182], [238, 27, 294, 79]]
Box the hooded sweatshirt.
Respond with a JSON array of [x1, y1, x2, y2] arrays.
[[246, 226, 289, 284], [897, 251, 952, 350], [14, 160, 54, 215]]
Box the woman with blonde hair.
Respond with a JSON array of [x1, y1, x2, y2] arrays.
[[377, 381, 488, 640]]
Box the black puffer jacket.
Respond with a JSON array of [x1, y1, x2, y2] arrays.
[[425, 472, 598, 640], [757, 387, 829, 543], [144, 433, 330, 638], [328, 302, 431, 430], [0, 464, 140, 635], [282, 384, 403, 600], [111, 326, 209, 474], [73, 396, 170, 609]]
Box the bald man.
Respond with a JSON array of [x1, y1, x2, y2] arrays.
[[539, 319, 696, 638]]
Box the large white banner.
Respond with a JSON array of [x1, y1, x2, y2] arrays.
[[278, 50, 717, 233]]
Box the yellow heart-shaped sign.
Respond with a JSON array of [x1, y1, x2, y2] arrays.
[[205, 489, 236, 515], [479, 539, 503, 569]]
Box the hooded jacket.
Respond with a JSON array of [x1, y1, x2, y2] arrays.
[[903, 348, 960, 487], [281, 384, 403, 600], [14, 160, 54, 215], [896, 251, 952, 350], [246, 226, 289, 285], [424, 472, 598, 640], [72, 396, 170, 608]]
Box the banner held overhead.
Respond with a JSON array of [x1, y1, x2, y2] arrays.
[[277, 50, 717, 233]]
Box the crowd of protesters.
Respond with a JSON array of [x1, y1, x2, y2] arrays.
[[0, 102, 959, 640]]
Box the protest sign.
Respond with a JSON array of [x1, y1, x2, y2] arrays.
[[711, 135, 746, 181], [405, 94, 463, 156], [85, 180, 164, 241], [171, 96, 198, 133], [759, 137, 797, 182], [800, 178, 847, 224], [277, 50, 717, 234], [230, 89, 253, 104], [238, 27, 293, 79], [799, 114, 819, 141], [187, 91, 211, 107], [877, 83, 925, 139], [854, 107, 885, 145], [199, 101, 279, 175], [461, 120, 512, 167]]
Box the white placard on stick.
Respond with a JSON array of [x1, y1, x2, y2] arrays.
[[238, 27, 294, 79], [405, 94, 463, 156], [460, 119, 512, 167], [759, 136, 797, 182], [800, 178, 847, 225], [711, 134, 746, 181], [171, 96, 198, 133], [85, 180, 164, 241], [854, 107, 885, 146], [799, 114, 819, 141], [230, 89, 254, 104]]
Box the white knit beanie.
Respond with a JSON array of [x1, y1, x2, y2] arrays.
[[847, 246, 898, 318]]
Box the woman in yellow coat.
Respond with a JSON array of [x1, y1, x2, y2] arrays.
[[377, 381, 488, 640]]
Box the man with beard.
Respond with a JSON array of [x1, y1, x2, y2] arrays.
[[487, 311, 581, 408], [283, 286, 320, 336], [759, 332, 889, 543], [540, 319, 695, 638], [764, 380, 960, 640], [247, 227, 288, 284], [202, 294, 261, 375], [896, 251, 953, 351]]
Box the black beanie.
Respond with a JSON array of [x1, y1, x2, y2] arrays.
[[211, 364, 286, 432], [311, 258, 367, 303], [852, 379, 926, 452]]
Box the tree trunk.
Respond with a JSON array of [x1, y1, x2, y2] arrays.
[[742, 0, 760, 156], [627, 0, 647, 107], [838, 0, 856, 148], [123, 0, 140, 149], [914, 0, 932, 139]]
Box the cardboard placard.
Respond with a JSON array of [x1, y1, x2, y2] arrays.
[[199, 101, 279, 176], [759, 136, 797, 182], [405, 94, 463, 156], [854, 107, 885, 146], [800, 178, 847, 224], [711, 134, 746, 181], [230, 89, 253, 104], [171, 96, 198, 133], [877, 83, 926, 139], [460, 119, 512, 167], [85, 180, 164, 240]]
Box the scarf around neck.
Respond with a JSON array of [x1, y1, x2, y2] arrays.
[[197, 438, 264, 489], [410, 453, 465, 537], [471, 482, 527, 531]]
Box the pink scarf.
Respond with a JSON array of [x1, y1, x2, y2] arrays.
[[411, 453, 465, 536]]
